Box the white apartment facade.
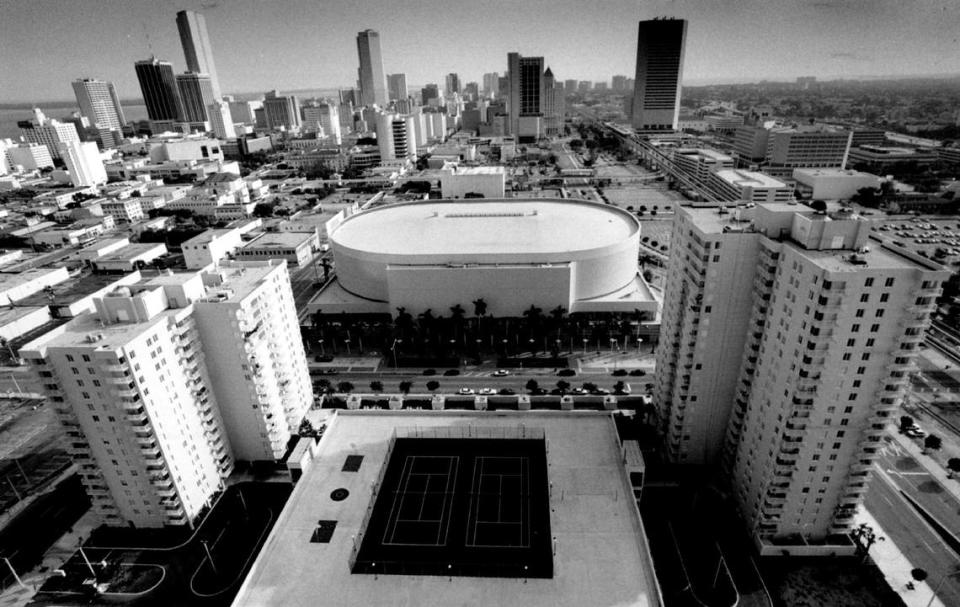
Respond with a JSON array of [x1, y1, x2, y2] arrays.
[[655, 202, 948, 544], [672, 148, 734, 184], [60, 141, 108, 187], [22, 276, 234, 528], [23, 262, 313, 527], [192, 261, 312, 461]]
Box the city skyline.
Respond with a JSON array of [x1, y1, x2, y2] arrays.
[[2, 0, 960, 103]]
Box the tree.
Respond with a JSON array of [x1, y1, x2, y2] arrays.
[[370, 380, 384, 393], [947, 457, 960, 478], [426, 380, 440, 392], [399, 380, 413, 395], [852, 522, 884, 562], [555, 380, 570, 395], [924, 434, 942, 453], [810, 200, 828, 213], [899, 415, 914, 433], [613, 380, 627, 395], [337, 381, 355, 394], [582, 382, 598, 393], [911, 568, 928, 583], [252, 203, 275, 218], [525, 379, 540, 394], [472, 298, 488, 317]]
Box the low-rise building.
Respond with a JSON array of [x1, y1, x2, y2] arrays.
[[847, 145, 938, 170], [100, 198, 145, 224], [90, 243, 167, 273], [31, 217, 115, 247], [792, 168, 882, 201], [708, 169, 793, 204], [182, 228, 243, 269], [0, 267, 70, 304], [439, 166, 506, 199], [236, 231, 317, 268]]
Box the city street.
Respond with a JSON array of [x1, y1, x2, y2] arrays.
[[866, 467, 960, 607]]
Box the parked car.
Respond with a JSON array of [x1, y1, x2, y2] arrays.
[[458, 387, 475, 395], [906, 427, 926, 438], [499, 388, 516, 396], [492, 369, 511, 377], [479, 388, 496, 395]]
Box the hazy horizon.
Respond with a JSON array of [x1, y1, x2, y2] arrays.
[[2, 0, 959, 104]]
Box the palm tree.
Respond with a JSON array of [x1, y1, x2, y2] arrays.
[[399, 380, 413, 395], [426, 380, 440, 392], [337, 381, 355, 394], [556, 379, 570, 395], [613, 380, 626, 395], [472, 298, 487, 317], [525, 379, 540, 394], [370, 381, 383, 393]]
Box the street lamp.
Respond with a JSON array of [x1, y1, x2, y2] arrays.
[[582, 338, 588, 355], [344, 339, 352, 356], [318, 339, 325, 357], [636, 337, 644, 355]]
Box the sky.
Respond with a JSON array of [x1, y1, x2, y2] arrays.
[[1, 0, 959, 103]]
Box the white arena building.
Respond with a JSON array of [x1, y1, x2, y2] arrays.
[[310, 198, 658, 317]]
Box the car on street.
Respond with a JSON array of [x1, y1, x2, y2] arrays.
[[479, 388, 497, 395], [498, 388, 516, 395], [492, 369, 510, 377], [906, 427, 926, 438], [458, 387, 476, 395]]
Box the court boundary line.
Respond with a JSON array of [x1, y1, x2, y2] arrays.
[[382, 455, 459, 547], [466, 456, 531, 549]]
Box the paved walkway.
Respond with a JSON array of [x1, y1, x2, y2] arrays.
[[888, 430, 960, 504], [855, 509, 946, 607]]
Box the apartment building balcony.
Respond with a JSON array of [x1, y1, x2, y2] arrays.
[[140, 444, 161, 458], [67, 443, 92, 458], [87, 487, 110, 497], [135, 435, 157, 447], [154, 486, 177, 498], [850, 461, 873, 474], [121, 399, 145, 412], [780, 445, 801, 456], [151, 475, 173, 490], [844, 484, 869, 496], [908, 303, 936, 315], [900, 315, 930, 329], [775, 455, 797, 467], [763, 497, 786, 509], [126, 411, 149, 424]]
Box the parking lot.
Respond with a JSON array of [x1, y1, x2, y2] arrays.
[[873, 217, 960, 267]]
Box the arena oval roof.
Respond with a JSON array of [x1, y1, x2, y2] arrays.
[[330, 199, 639, 257]]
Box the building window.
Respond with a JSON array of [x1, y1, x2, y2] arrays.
[[865, 278, 874, 287], [884, 277, 894, 287]]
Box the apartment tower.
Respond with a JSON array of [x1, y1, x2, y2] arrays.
[[71, 78, 126, 131], [655, 202, 947, 543]]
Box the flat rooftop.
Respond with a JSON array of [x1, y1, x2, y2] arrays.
[[183, 228, 239, 246], [232, 411, 661, 607], [331, 199, 638, 256], [242, 231, 314, 250], [714, 169, 787, 189]]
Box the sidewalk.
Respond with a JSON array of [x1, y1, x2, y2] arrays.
[[854, 509, 945, 607], [888, 430, 960, 504]]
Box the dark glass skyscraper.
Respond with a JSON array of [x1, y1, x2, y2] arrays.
[[134, 58, 184, 122], [356, 30, 387, 107], [631, 18, 687, 131]]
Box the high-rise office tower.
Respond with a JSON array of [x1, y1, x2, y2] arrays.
[[356, 30, 387, 107], [175, 72, 216, 126], [464, 82, 479, 100], [376, 113, 415, 161], [263, 90, 301, 130], [72, 78, 126, 131], [655, 202, 947, 543], [542, 67, 565, 136], [207, 100, 236, 139], [421, 84, 439, 106], [228, 100, 256, 125], [301, 101, 341, 143], [387, 73, 407, 102], [59, 140, 107, 186], [564, 79, 577, 94], [17, 109, 80, 160], [506, 52, 544, 140], [445, 73, 461, 95], [611, 75, 628, 92], [631, 18, 687, 131], [176, 10, 222, 99], [338, 101, 354, 133], [135, 58, 184, 123], [23, 261, 313, 528], [482, 72, 499, 98]]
